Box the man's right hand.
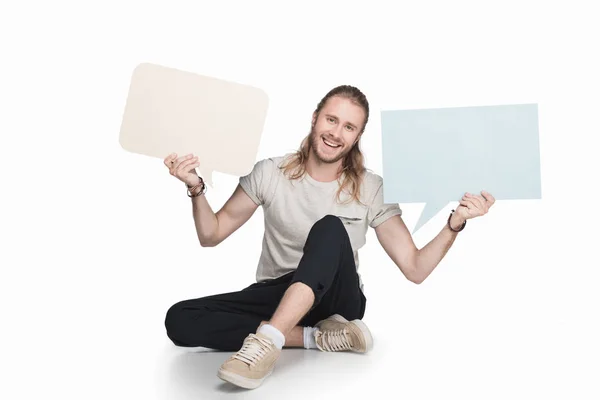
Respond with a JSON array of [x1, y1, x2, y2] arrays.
[[164, 153, 201, 187]]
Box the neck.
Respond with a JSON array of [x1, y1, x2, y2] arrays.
[[305, 151, 344, 182]]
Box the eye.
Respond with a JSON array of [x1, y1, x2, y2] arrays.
[[345, 125, 354, 131], [327, 117, 335, 123]]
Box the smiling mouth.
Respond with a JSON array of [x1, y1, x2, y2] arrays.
[[322, 137, 341, 148]]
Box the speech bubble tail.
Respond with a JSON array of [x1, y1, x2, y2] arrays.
[[412, 201, 448, 234]]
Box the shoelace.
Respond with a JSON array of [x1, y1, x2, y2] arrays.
[[316, 328, 353, 351], [232, 334, 274, 366]]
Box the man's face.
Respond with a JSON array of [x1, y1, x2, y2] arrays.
[[310, 96, 365, 164]]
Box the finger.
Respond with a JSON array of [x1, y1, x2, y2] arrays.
[[466, 197, 486, 215], [460, 198, 479, 214], [177, 162, 200, 179], [172, 154, 194, 170], [189, 161, 201, 173], [475, 195, 487, 211], [164, 153, 177, 167], [459, 199, 474, 210], [177, 157, 199, 173], [466, 193, 486, 210], [476, 192, 490, 212], [481, 190, 496, 205], [459, 200, 474, 214]]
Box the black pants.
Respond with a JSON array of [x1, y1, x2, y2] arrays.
[[164, 215, 367, 351]]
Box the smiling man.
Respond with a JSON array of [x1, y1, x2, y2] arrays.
[[163, 85, 496, 389]]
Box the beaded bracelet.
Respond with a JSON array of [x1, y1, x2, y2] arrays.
[[186, 178, 207, 197]]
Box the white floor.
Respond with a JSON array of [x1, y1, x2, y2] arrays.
[[156, 342, 382, 398], [137, 305, 600, 400]]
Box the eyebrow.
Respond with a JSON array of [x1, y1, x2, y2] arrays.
[[325, 114, 358, 129]]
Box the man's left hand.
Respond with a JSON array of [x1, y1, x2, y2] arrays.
[[454, 190, 496, 223]]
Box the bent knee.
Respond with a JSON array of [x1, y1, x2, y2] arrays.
[[164, 302, 185, 338], [313, 214, 345, 233], [164, 300, 208, 345]]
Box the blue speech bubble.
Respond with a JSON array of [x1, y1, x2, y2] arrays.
[[380, 103, 542, 234]]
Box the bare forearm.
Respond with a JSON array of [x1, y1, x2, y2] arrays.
[[413, 213, 465, 283], [191, 194, 219, 246]]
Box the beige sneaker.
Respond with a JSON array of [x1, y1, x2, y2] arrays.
[[217, 332, 281, 389], [314, 314, 373, 353]]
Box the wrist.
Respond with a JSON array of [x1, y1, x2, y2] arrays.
[[186, 176, 201, 188], [186, 176, 206, 197], [448, 210, 466, 232]]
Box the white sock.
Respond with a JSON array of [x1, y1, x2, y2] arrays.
[[257, 324, 285, 350], [303, 326, 318, 349]]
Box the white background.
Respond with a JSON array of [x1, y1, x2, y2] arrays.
[[1, 0, 599, 399]]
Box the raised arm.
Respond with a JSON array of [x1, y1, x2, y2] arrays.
[[165, 153, 259, 248], [194, 183, 259, 247], [374, 215, 420, 283], [375, 213, 461, 284], [374, 191, 495, 284]]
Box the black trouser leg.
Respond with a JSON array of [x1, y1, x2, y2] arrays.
[[164, 279, 288, 351], [164, 215, 366, 350], [292, 215, 366, 326]]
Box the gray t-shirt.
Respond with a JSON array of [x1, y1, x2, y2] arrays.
[[239, 154, 402, 291]]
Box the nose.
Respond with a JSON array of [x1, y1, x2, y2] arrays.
[[330, 124, 344, 139]]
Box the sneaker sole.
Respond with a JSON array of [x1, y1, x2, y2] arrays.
[[329, 314, 374, 353], [217, 368, 271, 389]]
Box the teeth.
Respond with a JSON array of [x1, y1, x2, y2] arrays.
[[323, 138, 340, 148]]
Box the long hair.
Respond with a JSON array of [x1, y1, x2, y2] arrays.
[[279, 85, 370, 206]]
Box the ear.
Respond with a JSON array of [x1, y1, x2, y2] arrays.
[[312, 112, 317, 127]]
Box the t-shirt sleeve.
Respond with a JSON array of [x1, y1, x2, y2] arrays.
[[239, 158, 276, 206], [368, 180, 403, 228]]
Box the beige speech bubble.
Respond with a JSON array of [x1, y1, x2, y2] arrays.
[[118, 62, 269, 187]]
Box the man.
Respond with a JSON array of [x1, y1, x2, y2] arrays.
[[163, 85, 495, 389]]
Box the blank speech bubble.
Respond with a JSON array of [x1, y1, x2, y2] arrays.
[[118, 63, 269, 187], [381, 103, 542, 234]]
